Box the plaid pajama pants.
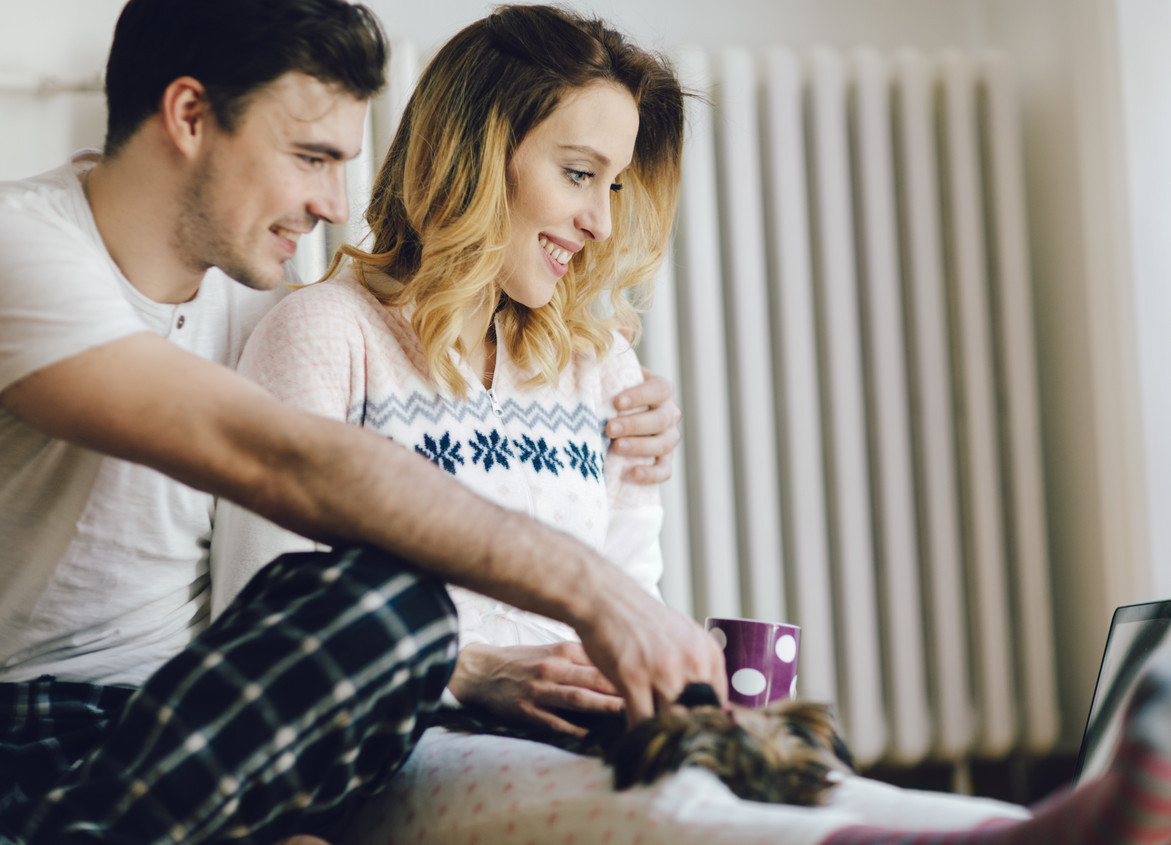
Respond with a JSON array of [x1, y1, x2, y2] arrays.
[[0, 546, 459, 844]]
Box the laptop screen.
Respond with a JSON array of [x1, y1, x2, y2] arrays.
[[1075, 600, 1171, 783]]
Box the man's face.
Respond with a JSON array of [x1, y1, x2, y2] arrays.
[[174, 72, 367, 291]]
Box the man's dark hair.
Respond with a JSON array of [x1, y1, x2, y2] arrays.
[[103, 0, 387, 155]]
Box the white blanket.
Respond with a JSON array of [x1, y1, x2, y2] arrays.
[[338, 728, 1029, 844]]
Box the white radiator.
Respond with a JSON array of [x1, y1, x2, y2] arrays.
[[643, 46, 1059, 769], [303, 41, 1061, 771]]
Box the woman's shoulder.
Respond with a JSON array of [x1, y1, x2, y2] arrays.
[[286, 269, 383, 312], [595, 329, 643, 386], [566, 329, 637, 367], [557, 329, 644, 406], [260, 268, 404, 332]]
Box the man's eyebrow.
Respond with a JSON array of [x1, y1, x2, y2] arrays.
[[293, 142, 355, 161], [560, 144, 611, 169]]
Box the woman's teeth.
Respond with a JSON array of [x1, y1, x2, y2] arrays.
[[539, 235, 571, 265]]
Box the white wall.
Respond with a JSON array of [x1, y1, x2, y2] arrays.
[[1117, 0, 1171, 601], [0, 1, 122, 181], [2, 0, 1164, 755]]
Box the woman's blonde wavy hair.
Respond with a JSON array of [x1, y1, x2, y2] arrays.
[[328, 4, 685, 396]]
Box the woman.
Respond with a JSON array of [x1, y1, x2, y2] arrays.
[[213, 6, 1171, 845], [211, 1, 675, 734]]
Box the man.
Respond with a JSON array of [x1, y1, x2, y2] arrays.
[[0, 0, 724, 842]]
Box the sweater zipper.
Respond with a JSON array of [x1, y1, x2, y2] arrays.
[[483, 384, 535, 519], [487, 386, 504, 418]]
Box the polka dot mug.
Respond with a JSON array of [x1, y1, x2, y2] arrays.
[[704, 617, 801, 708]]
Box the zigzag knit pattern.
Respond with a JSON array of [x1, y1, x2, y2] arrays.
[[353, 390, 605, 480], [358, 391, 606, 438]]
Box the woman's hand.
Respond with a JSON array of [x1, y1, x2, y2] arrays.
[[607, 367, 682, 484], [447, 641, 625, 736]]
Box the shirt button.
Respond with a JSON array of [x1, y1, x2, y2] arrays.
[[176, 315, 186, 329]]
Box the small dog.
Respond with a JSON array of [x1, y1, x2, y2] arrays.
[[432, 684, 855, 806]]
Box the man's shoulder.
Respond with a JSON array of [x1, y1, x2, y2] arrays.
[[0, 153, 101, 259], [0, 153, 93, 221], [0, 155, 146, 395]]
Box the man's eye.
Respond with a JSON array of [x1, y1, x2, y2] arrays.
[[299, 155, 326, 168]]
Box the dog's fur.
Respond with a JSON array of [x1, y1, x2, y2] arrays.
[[432, 684, 855, 806]]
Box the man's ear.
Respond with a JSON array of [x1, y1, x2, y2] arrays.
[[159, 76, 211, 158]]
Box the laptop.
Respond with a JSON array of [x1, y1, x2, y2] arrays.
[[1074, 598, 1171, 783]]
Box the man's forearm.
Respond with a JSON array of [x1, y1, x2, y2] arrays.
[[0, 332, 604, 630], [244, 410, 603, 628]]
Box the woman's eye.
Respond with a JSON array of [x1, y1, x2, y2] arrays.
[[566, 169, 594, 186]]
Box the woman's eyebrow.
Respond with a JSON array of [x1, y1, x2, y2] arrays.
[[559, 144, 610, 168]]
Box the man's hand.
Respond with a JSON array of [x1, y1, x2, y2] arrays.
[[607, 367, 682, 485], [573, 581, 727, 726], [447, 642, 624, 736]]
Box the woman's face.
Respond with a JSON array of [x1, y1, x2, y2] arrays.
[[499, 81, 640, 309]]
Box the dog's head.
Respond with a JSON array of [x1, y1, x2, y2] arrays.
[[604, 686, 855, 806]]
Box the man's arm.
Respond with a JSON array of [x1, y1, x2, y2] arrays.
[[0, 333, 725, 720]]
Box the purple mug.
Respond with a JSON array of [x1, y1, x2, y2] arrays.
[[705, 616, 801, 708]]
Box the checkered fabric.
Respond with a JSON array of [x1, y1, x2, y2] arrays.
[[0, 546, 458, 845], [0, 680, 138, 828]]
